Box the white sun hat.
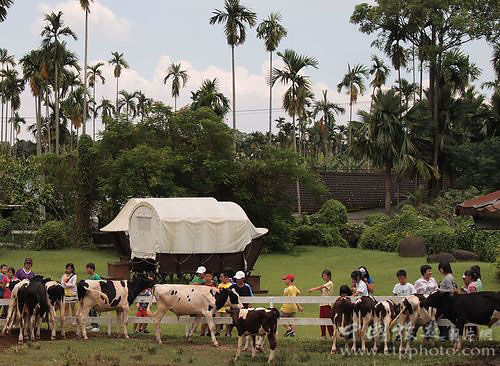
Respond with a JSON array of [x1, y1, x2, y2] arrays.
[[234, 271, 246, 280], [196, 266, 207, 274]]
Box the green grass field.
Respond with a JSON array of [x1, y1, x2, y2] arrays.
[[0, 246, 498, 365]]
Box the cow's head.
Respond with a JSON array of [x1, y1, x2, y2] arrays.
[[421, 291, 452, 320], [333, 296, 353, 336], [225, 307, 242, 324], [215, 288, 242, 311], [127, 274, 155, 305]]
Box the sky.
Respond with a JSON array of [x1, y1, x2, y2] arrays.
[[0, 0, 496, 140]]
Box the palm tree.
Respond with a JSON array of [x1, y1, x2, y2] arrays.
[[41, 11, 77, 155], [271, 49, 318, 215], [0, 0, 13, 22], [191, 78, 230, 118], [62, 84, 88, 145], [394, 78, 418, 111], [117, 90, 137, 121], [209, 0, 257, 130], [80, 0, 94, 136], [0, 68, 23, 146], [87, 62, 105, 140], [313, 90, 345, 160], [0, 48, 15, 144], [256, 12, 287, 142], [135, 90, 153, 121], [20, 50, 44, 155], [337, 63, 369, 147], [96, 97, 115, 127], [163, 62, 188, 112], [369, 55, 390, 102], [109, 51, 129, 112], [10, 112, 25, 155]]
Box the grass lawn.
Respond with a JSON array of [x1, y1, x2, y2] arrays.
[[0, 246, 498, 365]]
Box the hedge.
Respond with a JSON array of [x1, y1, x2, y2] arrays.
[[33, 220, 69, 250], [311, 199, 347, 227], [294, 224, 348, 248]]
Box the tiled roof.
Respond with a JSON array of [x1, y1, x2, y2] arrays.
[[455, 191, 500, 217]]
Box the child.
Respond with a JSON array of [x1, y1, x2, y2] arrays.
[[351, 270, 368, 297], [462, 270, 478, 294], [392, 269, 416, 296], [134, 287, 152, 333], [308, 269, 334, 339], [438, 261, 456, 341], [200, 271, 217, 336], [358, 266, 374, 294], [86, 263, 101, 332], [190, 266, 206, 285], [471, 265, 482, 291], [339, 285, 353, 296], [61, 263, 78, 322], [0, 264, 7, 318], [216, 271, 233, 337], [1, 267, 16, 318], [280, 274, 303, 337]]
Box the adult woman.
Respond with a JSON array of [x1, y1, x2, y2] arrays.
[[61, 263, 78, 321], [15, 258, 35, 280], [437, 261, 457, 341]]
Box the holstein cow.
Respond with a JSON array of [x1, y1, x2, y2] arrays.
[[149, 284, 241, 347], [45, 281, 66, 340], [17, 276, 50, 344], [422, 291, 500, 351], [227, 307, 280, 363], [373, 300, 401, 353], [352, 296, 377, 352], [330, 296, 354, 353], [390, 295, 433, 353], [1, 279, 30, 337], [76, 275, 155, 340]]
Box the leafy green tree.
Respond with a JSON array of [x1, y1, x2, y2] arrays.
[[163, 62, 188, 112], [191, 78, 230, 118], [108, 51, 129, 112], [87, 62, 105, 140], [41, 11, 78, 155], [210, 0, 257, 130], [256, 12, 287, 141], [337, 63, 369, 147]]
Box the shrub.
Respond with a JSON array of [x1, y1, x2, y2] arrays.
[[294, 224, 348, 248], [312, 199, 347, 227], [340, 222, 365, 248], [364, 213, 389, 227], [33, 220, 68, 250], [263, 218, 296, 252], [453, 223, 477, 252], [415, 224, 456, 255], [475, 231, 500, 263], [0, 218, 11, 237], [496, 255, 500, 282]]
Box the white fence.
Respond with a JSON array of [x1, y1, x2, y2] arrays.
[[0, 296, 496, 337]]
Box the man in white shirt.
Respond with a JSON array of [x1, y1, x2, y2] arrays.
[[414, 265, 438, 295], [393, 269, 416, 296]]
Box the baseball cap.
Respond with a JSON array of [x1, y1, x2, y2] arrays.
[[358, 267, 366, 274], [196, 266, 207, 274], [234, 271, 245, 280], [282, 274, 295, 281]]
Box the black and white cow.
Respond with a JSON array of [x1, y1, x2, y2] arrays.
[[1, 279, 30, 337], [76, 275, 155, 340], [422, 291, 500, 351], [16, 276, 50, 344], [330, 296, 354, 354], [45, 281, 66, 340], [149, 284, 241, 347], [352, 296, 377, 353], [227, 307, 280, 364], [373, 300, 401, 353]]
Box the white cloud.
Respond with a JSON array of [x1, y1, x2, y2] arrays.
[[35, 0, 130, 39]]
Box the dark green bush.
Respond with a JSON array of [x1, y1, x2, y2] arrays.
[[474, 231, 500, 263], [340, 222, 365, 248], [33, 220, 68, 250], [0, 218, 11, 237], [263, 218, 296, 252], [364, 213, 390, 227], [312, 199, 347, 227], [415, 224, 456, 255], [453, 223, 477, 252], [294, 224, 348, 248]]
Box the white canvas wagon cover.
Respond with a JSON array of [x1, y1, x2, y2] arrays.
[[101, 198, 268, 259]]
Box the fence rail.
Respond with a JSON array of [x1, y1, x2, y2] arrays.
[[0, 296, 497, 337]]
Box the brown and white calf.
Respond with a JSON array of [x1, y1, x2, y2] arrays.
[[227, 307, 280, 363], [76, 276, 154, 340], [352, 296, 377, 353], [45, 281, 66, 340], [373, 300, 401, 353], [149, 284, 241, 347], [330, 296, 354, 353], [1, 279, 30, 336], [390, 295, 433, 352]]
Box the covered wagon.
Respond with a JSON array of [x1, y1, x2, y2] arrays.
[[100, 198, 268, 278]]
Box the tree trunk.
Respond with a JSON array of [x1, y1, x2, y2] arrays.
[[430, 26, 440, 196], [384, 163, 392, 215], [116, 77, 119, 115], [92, 84, 96, 140], [83, 9, 89, 136], [4, 100, 7, 144], [348, 100, 353, 148], [46, 89, 51, 153], [268, 51, 273, 143], [70, 123, 73, 150], [0, 95, 3, 143], [231, 44, 236, 130], [412, 45, 417, 104], [174, 95, 177, 113], [292, 112, 302, 216], [35, 97, 41, 155], [55, 63, 60, 155]]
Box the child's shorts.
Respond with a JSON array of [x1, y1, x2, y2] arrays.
[[279, 311, 296, 318], [136, 308, 148, 317]]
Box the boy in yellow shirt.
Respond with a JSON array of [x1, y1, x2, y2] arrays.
[[280, 274, 303, 337]]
